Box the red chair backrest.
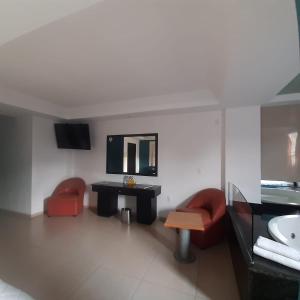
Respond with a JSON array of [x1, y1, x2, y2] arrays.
[[187, 188, 226, 222], [53, 178, 86, 199]]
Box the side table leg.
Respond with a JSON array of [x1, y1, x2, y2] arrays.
[[174, 229, 196, 263]]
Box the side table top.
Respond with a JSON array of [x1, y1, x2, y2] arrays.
[[164, 211, 204, 231]]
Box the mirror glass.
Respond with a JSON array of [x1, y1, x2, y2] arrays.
[[261, 104, 300, 182], [106, 133, 158, 176]]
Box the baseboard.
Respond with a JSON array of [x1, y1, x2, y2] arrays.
[[31, 206, 91, 218], [0, 206, 97, 219], [0, 208, 46, 219], [30, 211, 44, 218], [0, 208, 31, 219], [158, 216, 166, 222]]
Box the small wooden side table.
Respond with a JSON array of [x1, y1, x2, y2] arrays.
[[164, 211, 204, 263]]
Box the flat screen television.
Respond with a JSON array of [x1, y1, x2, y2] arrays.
[[54, 123, 91, 150]]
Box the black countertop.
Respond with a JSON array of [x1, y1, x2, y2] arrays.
[[91, 181, 161, 197], [228, 205, 300, 281], [92, 181, 160, 189], [252, 213, 300, 281]]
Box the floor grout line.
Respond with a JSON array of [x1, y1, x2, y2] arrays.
[[193, 262, 200, 300], [64, 260, 106, 299], [133, 245, 200, 298], [129, 249, 159, 300], [0, 210, 238, 300]]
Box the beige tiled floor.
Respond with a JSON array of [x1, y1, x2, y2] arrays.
[[0, 209, 240, 300]]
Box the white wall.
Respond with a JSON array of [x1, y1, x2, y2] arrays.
[[72, 111, 222, 216], [225, 106, 261, 203], [0, 115, 74, 216], [0, 115, 32, 214], [0, 107, 262, 216], [31, 116, 73, 215]]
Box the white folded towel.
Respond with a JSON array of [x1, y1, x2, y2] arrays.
[[256, 236, 300, 261], [253, 245, 300, 271], [0, 279, 34, 300]]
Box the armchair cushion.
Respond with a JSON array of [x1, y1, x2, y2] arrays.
[[186, 188, 226, 222]]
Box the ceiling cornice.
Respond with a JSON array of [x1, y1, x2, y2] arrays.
[[0, 85, 67, 118], [0, 86, 221, 120]]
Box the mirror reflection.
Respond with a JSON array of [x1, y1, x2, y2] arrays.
[[106, 134, 158, 176]]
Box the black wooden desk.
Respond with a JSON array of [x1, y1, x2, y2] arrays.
[[91, 181, 161, 225]]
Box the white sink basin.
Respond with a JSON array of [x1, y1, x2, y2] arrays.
[[268, 215, 300, 251]]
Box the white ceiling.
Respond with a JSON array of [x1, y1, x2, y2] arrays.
[[0, 0, 299, 119], [0, 0, 103, 46]]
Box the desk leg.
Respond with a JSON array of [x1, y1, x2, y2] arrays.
[[136, 195, 157, 225], [97, 191, 118, 217], [174, 229, 196, 263]]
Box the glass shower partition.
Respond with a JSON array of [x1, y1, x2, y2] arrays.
[[228, 183, 254, 263]]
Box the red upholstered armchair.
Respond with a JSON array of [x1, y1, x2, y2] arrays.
[[47, 178, 86, 217], [177, 188, 226, 249]]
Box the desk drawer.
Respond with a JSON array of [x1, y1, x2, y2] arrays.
[[119, 188, 155, 198], [92, 185, 156, 198]]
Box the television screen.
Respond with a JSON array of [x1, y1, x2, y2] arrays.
[[55, 124, 91, 150]]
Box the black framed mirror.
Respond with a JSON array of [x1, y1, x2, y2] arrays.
[[106, 133, 158, 176]]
